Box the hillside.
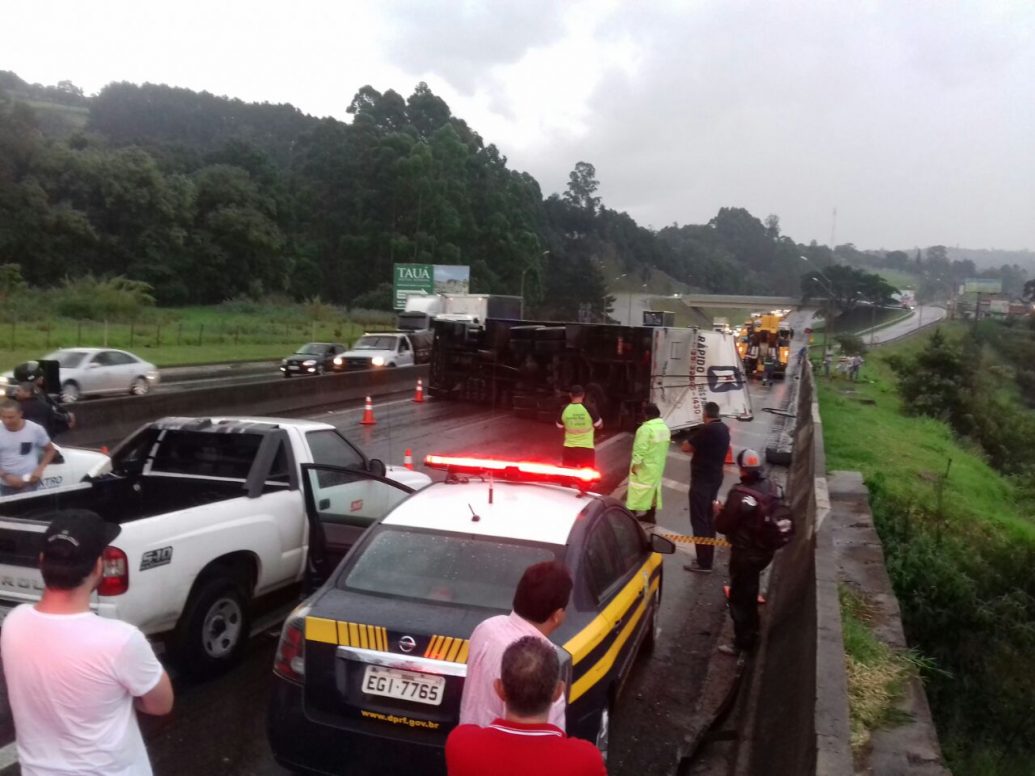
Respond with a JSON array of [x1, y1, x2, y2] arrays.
[[0, 70, 1029, 315]]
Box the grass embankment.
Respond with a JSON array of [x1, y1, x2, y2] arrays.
[[840, 586, 917, 754], [0, 304, 396, 371], [818, 325, 1035, 776]]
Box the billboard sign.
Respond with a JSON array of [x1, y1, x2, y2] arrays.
[[963, 278, 1002, 294], [393, 264, 470, 309]]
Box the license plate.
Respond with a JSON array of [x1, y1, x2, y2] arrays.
[[288, 365, 300, 370], [361, 665, 445, 706]]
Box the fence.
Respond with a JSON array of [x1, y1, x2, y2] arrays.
[[0, 316, 399, 353]]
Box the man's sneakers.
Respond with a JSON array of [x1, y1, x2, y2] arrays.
[[683, 562, 713, 574]]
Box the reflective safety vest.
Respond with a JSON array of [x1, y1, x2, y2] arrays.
[[561, 403, 596, 449], [626, 417, 671, 511]]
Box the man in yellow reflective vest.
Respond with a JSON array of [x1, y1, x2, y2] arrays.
[[625, 403, 671, 524], [555, 385, 603, 468]]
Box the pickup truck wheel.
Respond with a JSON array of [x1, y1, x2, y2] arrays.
[[174, 576, 250, 676]]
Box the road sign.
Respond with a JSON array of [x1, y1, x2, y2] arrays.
[[963, 278, 1002, 294], [393, 264, 433, 310]]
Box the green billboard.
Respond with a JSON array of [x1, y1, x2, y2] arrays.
[[393, 264, 470, 309], [393, 263, 434, 309]]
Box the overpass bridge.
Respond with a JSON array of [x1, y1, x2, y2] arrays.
[[673, 293, 801, 309]]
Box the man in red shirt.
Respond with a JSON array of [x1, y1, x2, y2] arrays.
[[446, 636, 606, 776]]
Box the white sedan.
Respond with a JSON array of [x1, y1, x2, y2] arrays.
[[9, 349, 161, 403]]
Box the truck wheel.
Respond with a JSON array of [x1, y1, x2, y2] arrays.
[[173, 576, 250, 677]]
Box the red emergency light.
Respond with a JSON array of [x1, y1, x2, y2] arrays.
[[424, 454, 602, 485]]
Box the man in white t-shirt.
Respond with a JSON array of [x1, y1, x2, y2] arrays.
[[459, 560, 572, 730], [0, 510, 174, 776], [0, 399, 56, 497]]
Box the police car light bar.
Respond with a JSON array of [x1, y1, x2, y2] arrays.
[[424, 454, 601, 484]]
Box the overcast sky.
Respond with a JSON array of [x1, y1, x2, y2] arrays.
[[5, 1, 1034, 251]]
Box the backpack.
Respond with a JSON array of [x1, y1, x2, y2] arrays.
[[731, 482, 795, 551]]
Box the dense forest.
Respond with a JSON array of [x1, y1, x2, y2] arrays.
[[0, 70, 1030, 317]]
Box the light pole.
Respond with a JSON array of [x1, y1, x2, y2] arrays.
[[801, 256, 837, 352], [520, 250, 549, 319]]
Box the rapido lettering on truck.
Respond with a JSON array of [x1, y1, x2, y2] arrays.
[[429, 318, 752, 433]]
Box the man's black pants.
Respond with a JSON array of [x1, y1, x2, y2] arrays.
[[729, 548, 774, 650], [689, 476, 723, 569]]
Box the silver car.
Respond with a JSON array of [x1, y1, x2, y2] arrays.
[[41, 348, 160, 403]]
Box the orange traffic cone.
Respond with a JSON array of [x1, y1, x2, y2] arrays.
[[360, 395, 377, 426], [413, 379, 425, 403], [725, 445, 734, 465], [404, 449, 414, 470]]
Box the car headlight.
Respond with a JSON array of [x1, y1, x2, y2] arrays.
[[333, 357, 343, 365], [303, 359, 317, 366], [371, 356, 385, 366]]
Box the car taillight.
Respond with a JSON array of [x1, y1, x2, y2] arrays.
[[98, 546, 129, 596], [274, 609, 308, 683]]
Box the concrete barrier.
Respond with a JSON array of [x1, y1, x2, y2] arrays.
[[61, 365, 429, 448]]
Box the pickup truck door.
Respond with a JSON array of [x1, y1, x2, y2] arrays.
[[397, 337, 414, 366], [300, 464, 414, 591]]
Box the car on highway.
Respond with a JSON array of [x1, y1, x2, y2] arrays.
[[280, 342, 347, 377], [0, 416, 432, 675], [1, 348, 159, 403], [267, 454, 675, 774]]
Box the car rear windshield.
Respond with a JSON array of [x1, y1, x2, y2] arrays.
[[45, 351, 87, 368], [340, 527, 560, 610], [353, 336, 397, 350]]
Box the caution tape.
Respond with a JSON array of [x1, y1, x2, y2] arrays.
[[654, 531, 732, 549]]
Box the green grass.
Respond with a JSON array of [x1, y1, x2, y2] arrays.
[[840, 585, 914, 754], [0, 304, 398, 370], [818, 325, 1035, 775]]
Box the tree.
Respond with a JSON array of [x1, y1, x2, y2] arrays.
[[800, 265, 898, 317], [563, 162, 601, 214]]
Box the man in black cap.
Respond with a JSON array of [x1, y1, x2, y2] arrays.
[[0, 511, 174, 774], [680, 400, 730, 573]]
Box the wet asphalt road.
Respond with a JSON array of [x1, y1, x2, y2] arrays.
[[0, 343, 797, 775]]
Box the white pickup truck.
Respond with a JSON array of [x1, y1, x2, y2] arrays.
[[338, 331, 433, 370], [0, 416, 430, 675]]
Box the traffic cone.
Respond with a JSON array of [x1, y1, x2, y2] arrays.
[[725, 445, 734, 465], [404, 449, 414, 470], [360, 395, 377, 426], [413, 379, 425, 403]]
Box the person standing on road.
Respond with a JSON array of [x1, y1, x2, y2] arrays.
[[715, 450, 784, 656], [626, 403, 671, 524], [761, 348, 777, 387], [460, 561, 573, 731], [447, 636, 606, 776], [1, 510, 174, 775], [556, 385, 602, 468], [680, 401, 730, 573], [0, 399, 56, 497], [14, 381, 75, 440]]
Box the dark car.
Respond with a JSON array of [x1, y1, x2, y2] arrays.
[[280, 343, 346, 378], [267, 455, 675, 775]]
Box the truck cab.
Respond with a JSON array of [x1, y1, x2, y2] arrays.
[[340, 334, 419, 370]]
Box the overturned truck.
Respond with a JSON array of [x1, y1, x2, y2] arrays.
[[428, 318, 752, 432]]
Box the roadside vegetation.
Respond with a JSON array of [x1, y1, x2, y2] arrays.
[[839, 585, 919, 755], [819, 319, 1035, 776], [0, 271, 394, 370]]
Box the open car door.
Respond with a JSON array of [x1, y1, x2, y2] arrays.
[[301, 463, 415, 591]]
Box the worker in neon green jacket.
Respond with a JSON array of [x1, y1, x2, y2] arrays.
[[626, 403, 671, 524]]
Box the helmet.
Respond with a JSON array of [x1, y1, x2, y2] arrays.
[[12, 361, 42, 383], [736, 448, 763, 470]]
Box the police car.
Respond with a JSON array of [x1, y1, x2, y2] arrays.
[[267, 455, 675, 775]]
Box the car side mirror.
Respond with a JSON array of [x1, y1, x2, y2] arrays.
[[650, 534, 676, 555], [368, 458, 387, 479]]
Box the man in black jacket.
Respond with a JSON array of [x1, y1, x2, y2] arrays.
[[14, 382, 74, 440], [680, 401, 730, 572], [715, 449, 777, 655]]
